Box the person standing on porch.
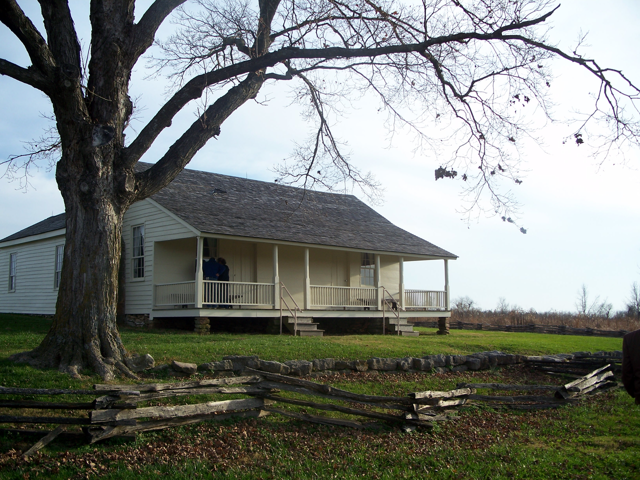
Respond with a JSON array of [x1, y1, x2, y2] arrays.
[[217, 258, 231, 308], [622, 329, 640, 405]]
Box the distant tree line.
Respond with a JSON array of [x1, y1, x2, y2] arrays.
[[451, 282, 640, 331]]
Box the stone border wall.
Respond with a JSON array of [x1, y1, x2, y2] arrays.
[[133, 349, 622, 377]]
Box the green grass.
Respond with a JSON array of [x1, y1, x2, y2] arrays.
[[0, 314, 623, 370], [0, 313, 636, 479]]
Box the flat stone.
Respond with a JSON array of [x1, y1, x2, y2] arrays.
[[413, 358, 434, 371], [433, 367, 448, 374], [451, 365, 468, 372], [312, 358, 335, 371], [334, 360, 350, 370], [350, 359, 369, 372], [285, 360, 313, 376], [198, 360, 234, 372], [430, 354, 446, 368], [171, 360, 198, 375], [222, 355, 259, 371], [367, 357, 397, 371], [257, 360, 291, 375], [125, 354, 155, 373], [451, 355, 467, 366], [397, 357, 414, 371], [465, 357, 482, 370]]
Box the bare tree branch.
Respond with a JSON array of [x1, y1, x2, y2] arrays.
[[129, 0, 186, 65], [0, 0, 56, 85]]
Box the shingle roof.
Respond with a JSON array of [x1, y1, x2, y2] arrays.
[[1, 164, 456, 258], [0, 213, 65, 243], [146, 164, 456, 258]]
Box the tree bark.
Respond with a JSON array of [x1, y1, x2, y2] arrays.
[[11, 145, 134, 380]]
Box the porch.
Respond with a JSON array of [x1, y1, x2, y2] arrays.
[[150, 236, 452, 323]]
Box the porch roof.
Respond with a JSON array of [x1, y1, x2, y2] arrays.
[[143, 163, 456, 259]]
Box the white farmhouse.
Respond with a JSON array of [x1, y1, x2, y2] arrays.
[[0, 163, 456, 336]]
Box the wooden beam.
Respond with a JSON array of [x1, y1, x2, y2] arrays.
[[90, 397, 268, 423], [22, 426, 66, 458]]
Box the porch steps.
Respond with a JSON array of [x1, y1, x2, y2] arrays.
[[283, 316, 324, 337], [385, 317, 420, 337]]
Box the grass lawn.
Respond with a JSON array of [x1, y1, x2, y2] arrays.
[[0, 313, 637, 479]]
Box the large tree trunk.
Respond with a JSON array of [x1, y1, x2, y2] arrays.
[[11, 146, 135, 380]]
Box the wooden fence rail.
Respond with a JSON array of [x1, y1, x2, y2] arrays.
[[412, 320, 629, 338], [0, 364, 619, 455]]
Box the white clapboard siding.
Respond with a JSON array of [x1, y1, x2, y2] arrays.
[[0, 233, 65, 315], [122, 199, 197, 315]]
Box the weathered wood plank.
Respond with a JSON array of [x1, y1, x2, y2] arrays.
[[0, 386, 131, 396], [245, 369, 411, 404], [22, 426, 66, 458], [87, 409, 268, 443], [457, 383, 558, 392], [413, 398, 467, 410], [93, 376, 261, 393], [0, 399, 95, 410], [466, 394, 569, 403], [90, 397, 268, 423], [254, 381, 411, 412], [411, 388, 473, 400], [563, 365, 612, 390], [262, 407, 367, 429], [132, 385, 273, 402], [260, 393, 431, 426], [0, 415, 90, 425], [566, 371, 613, 393]]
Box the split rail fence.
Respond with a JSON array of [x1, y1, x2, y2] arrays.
[[0, 365, 618, 457], [413, 320, 629, 338]]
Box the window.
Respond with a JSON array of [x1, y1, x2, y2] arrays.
[[54, 245, 64, 289], [360, 253, 375, 286], [203, 238, 218, 258], [132, 225, 145, 279], [8, 253, 16, 292]]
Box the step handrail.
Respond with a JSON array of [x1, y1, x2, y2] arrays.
[[380, 286, 403, 335], [280, 282, 303, 335]]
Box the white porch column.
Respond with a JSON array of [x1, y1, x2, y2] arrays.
[[444, 259, 450, 310], [195, 236, 203, 308], [304, 247, 311, 310], [399, 257, 405, 310], [375, 254, 382, 310], [273, 244, 280, 310]]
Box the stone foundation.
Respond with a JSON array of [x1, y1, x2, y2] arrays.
[[122, 314, 153, 328], [194, 316, 210, 335], [437, 317, 450, 335]]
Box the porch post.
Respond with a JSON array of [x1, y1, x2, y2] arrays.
[[273, 244, 280, 310], [195, 236, 203, 308], [444, 259, 450, 310], [399, 257, 405, 310], [304, 247, 311, 310], [375, 254, 382, 310]]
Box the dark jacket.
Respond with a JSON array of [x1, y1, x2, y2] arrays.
[[218, 265, 230, 282], [622, 329, 640, 403]]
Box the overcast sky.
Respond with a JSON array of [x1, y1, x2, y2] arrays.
[[1, 0, 639, 314]]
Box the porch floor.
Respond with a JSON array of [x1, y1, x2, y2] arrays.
[[150, 307, 451, 319]]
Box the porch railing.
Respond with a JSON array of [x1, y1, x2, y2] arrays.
[[154, 282, 446, 310], [310, 285, 377, 308], [202, 280, 275, 307], [154, 281, 196, 307], [404, 289, 446, 310]]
